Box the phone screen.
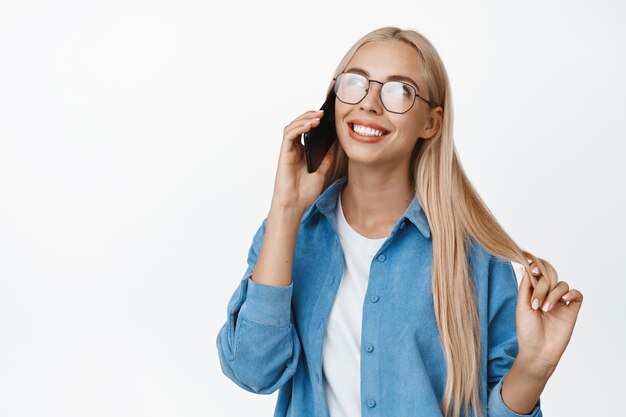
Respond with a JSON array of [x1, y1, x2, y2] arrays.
[[303, 91, 337, 173]]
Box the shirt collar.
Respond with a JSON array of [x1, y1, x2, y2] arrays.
[[300, 175, 431, 239]]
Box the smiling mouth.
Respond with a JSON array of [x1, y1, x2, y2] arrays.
[[349, 123, 389, 137]]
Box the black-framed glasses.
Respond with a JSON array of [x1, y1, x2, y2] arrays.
[[333, 72, 434, 114]]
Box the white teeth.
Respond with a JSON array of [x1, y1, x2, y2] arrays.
[[352, 124, 384, 137]]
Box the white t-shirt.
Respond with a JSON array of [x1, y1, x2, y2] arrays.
[[322, 191, 388, 417]]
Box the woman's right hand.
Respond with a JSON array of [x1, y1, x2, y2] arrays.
[[269, 109, 335, 215]]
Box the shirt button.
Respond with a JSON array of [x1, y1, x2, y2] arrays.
[[367, 399, 376, 408], [400, 221, 406, 229], [370, 295, 379, 303], [377, 254, 386, 262], [330, 277, 335, 285], [366, 343, 374, 353], [317, 320, 322, 329], [316, 372, 320, 383]]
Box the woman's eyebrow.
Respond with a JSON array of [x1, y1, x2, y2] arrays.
[[345, 67, 421, 92]]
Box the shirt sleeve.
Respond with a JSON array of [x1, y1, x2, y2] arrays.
[[486, 256, 542, 417], [216, 218, 301, 394]]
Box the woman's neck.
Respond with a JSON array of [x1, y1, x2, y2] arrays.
[[340, 169, 414, 239]]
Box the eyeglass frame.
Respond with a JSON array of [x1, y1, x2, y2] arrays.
[[332, 71, 435, 114]]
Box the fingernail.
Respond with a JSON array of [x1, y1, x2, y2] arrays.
[[532, 267, 540, 275], [541, 301, 551, 312], [562, 293, 570, 300], [532, 298, 539, 310], [312, 117, 320, 121]]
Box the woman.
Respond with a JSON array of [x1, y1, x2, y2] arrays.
[[216, 26, 583, 417]]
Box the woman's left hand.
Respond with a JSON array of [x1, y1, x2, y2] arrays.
[[514, 264, 583, 377]]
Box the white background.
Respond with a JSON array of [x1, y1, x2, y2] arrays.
[[1, 0, 624, 416]]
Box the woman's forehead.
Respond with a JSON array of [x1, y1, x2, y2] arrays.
[[346, 40, 424, 86]]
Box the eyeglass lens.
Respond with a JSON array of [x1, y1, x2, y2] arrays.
[[334, 72, 416, 113]]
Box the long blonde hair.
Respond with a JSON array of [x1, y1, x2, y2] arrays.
[[321, 27, 558, 417]]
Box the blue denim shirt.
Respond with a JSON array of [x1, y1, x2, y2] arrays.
[[217, 176, 542, 417]]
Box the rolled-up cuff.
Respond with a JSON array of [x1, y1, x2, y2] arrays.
[[237, 276, 293, 327], [488, 373, 542, 417]]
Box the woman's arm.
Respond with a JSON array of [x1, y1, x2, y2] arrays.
[[501, 266, 583, 413], [216, 108, 332, 393], [500, 355, 553, 414], [484, 256, 541, 416], [251, 205, 304, 287], [216, 216, 302, 394]]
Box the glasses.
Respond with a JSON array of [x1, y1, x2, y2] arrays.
[[333, 72, 433, 114]]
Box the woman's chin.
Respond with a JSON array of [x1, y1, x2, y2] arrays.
[[342, 148, 383, 166]]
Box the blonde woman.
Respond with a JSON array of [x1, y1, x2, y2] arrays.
[[216, 26, 583, 417]]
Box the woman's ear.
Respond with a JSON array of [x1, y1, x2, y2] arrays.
[[420, 105, 443, 140]]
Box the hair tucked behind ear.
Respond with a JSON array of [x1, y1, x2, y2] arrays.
[[320, 27, 558, 417]]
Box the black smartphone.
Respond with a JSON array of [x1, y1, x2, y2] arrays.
[[303, 91, 337, 173]]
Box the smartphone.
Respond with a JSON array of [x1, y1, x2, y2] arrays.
[[303, 91, 337, 173]]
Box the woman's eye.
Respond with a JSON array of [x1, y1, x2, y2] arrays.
[[387, 82, 410, 96]]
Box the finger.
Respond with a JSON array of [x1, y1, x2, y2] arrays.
[[284, 117, 322, 137], [540, 281, 570, 312], [528, 258, 559, 289], [285, 110, 325, 130], [518, 267, 533, 306], [530, 275, 551, 311], [562, 288, 583, 302], [528, 261, 542, 278], [561, 289, 584, 314], [282, 118, 322, 146], [524, 261, 540, 288]]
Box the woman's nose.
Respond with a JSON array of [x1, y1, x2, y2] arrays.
[[359, 82, 384, 114]]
